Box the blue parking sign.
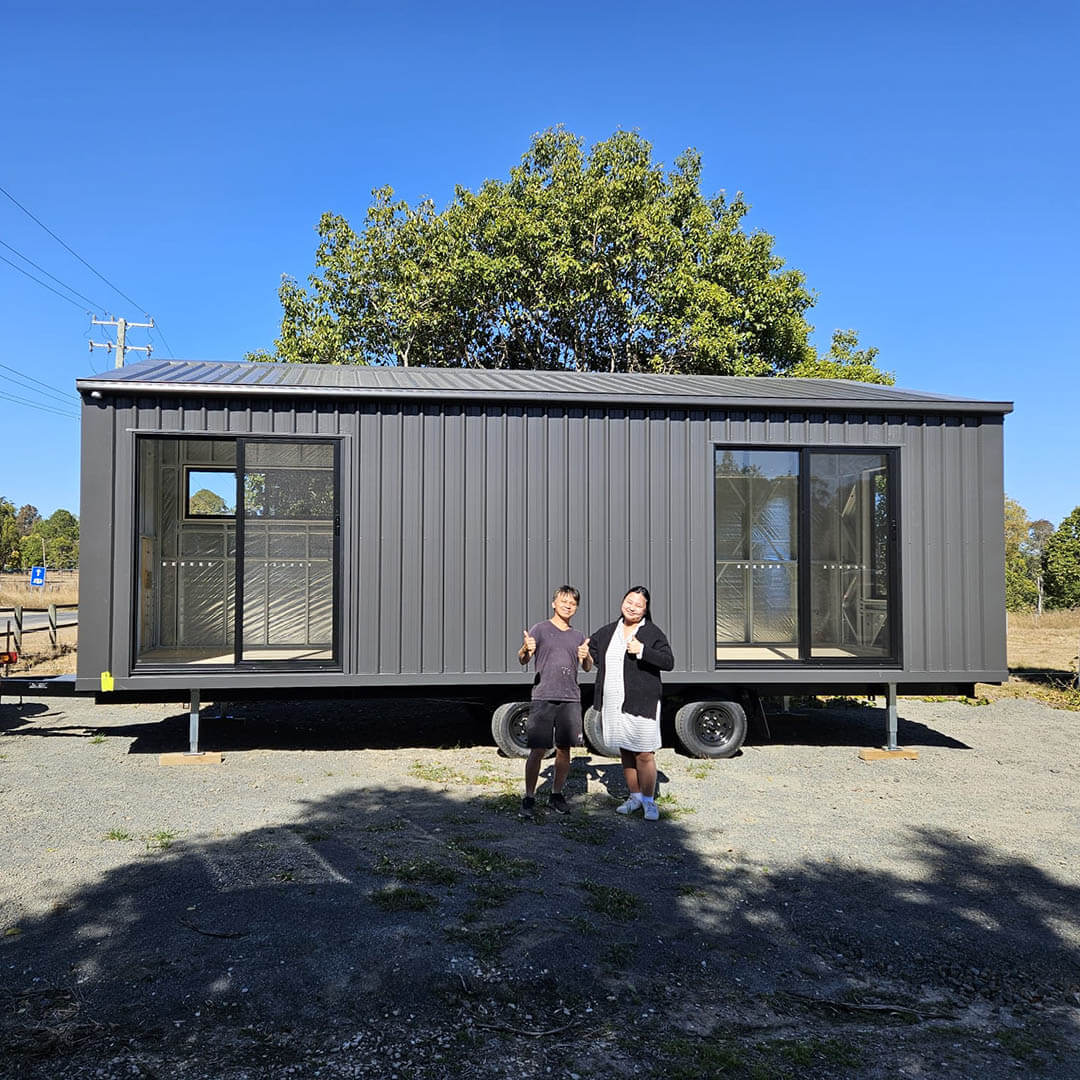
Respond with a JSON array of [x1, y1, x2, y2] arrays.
[[30, 566, 46, 586]]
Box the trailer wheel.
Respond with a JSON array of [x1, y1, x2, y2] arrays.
[[491, 701, 550, 759], [583, 705, 620, 759], [674, 700, 747, 758]]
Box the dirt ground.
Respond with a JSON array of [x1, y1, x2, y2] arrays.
[[1, 692, 1078, 1079]]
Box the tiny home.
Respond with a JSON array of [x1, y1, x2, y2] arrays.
[[74, 360, 1011, 756]]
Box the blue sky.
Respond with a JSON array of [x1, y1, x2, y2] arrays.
[[2, 0, 1076, 527]]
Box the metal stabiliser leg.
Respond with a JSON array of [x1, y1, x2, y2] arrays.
[[885, 682, 899, 751], [188, 688, 201, 755]]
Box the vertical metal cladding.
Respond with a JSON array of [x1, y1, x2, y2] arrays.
[[79, 383, 1007, 687]]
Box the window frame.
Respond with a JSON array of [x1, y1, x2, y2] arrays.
[[131, 433, 342, 674], [715, 444, 902, 669], [182, 465, 239, 521]]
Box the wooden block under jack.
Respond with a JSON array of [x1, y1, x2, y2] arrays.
[[859, 747, 919, 761], [159, 751, 223, 766]]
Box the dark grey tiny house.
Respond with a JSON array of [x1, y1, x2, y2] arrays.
[[74, 360, 1012, 756]]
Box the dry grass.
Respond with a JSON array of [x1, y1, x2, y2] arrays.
[[1007, 608, 1080, 673], [1, 625, 77, 675], [0, 570, 79, 610]]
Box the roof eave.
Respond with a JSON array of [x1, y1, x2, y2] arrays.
[[74, 378, 1014, 416]]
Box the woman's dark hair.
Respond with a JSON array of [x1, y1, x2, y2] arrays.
[[622, 585, 652, 621]]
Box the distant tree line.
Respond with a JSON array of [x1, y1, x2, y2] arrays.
[[0, 498, 79, 571], [1005, 497, 1080, 611]]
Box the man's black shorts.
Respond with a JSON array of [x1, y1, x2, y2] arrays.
[[527, 700, 584, 749]]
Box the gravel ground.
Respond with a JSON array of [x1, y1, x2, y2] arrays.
[[1, 692, 1078, 1079]]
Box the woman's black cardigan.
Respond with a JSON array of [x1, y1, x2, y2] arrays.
[[588, 620, 675, 718]]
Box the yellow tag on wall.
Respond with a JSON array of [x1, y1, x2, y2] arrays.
[[100, 671, 114, 692]]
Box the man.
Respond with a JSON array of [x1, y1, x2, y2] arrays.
[[517, 585, 593, 817]]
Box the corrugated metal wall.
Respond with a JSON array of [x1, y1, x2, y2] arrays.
[[77, 394, 1007, 690]]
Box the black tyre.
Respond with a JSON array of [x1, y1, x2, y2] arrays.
[[583, 705, 620, 758], [491, 701, 553, 759], [674, 700, 747, 758]]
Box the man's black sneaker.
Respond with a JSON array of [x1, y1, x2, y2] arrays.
[[549, 792, 570, 814], [520, 796, 536, 819]]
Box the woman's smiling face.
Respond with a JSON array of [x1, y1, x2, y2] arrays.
[[621, 591, 647, 625]]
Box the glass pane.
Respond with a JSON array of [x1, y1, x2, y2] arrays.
[[241, 442, 336, 662], [136, 438, 237, 664], [809, 453, 891, 658], [187, 470, 236, 516], [715, 450, 798, 661]]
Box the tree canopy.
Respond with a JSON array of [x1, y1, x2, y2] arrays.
[[1043, 506, 1080, 610], [251, 127, 892, 383], [0, 499, 79, 571]]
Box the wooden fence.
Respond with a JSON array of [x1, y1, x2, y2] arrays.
[[1, 603, 78, 654]]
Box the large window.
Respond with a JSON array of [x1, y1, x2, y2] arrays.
[[715, 447, 897, 664], [135, 437, 339, 668]]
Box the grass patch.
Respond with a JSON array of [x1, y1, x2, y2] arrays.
[[370, 885, 438, 912], [765, 1036, 862, 1069], [478, 792, 522, 816], [444, 922, 513, 961], [603, 942, 636, 968], [462, 880, 516, 922], [579, 879, 639, 921], [978, 677, 1080, 711], [145, 829, 177, 852], [447, 838, 537, 878], [677, 884, 706, 898], [996, 1026, 1058, 1065], [686, 761, 713, 780], [560, 813, 611, 846], [658, 1036, 743, 1079], [361, 819, 408, 833], [104, 828, 133, 841], [376, 855, 459, 887], [410, 760, 471, 785], [656, 794, 694, 820], [89, 734, 106, 745]]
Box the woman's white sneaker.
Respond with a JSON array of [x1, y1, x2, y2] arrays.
[[642, 799, 660, 821], [615, 795, 643, 815]]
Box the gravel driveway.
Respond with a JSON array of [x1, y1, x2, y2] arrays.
[[1, 692, 1078, 1079]]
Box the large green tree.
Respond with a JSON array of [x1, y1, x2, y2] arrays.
[[0, 498, 20, 570], [1003, 496, 1055, 611], [252, 128, 892, 382], [1043, 507, 1080, 610]]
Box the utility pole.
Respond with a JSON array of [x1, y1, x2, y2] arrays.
[[89, 315, 154, 368]]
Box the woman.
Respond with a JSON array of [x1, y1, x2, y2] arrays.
[[588, 586, 675, 821]]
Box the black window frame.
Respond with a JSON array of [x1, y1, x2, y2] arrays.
[[714, 444, 902, 669], [131, 433, 343, 674], [182, 465, 238, 521]]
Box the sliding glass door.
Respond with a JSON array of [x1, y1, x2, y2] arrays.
[[715, 446, 897, 665], [238, 441, 337, 662], [134, 436, 340, 669]]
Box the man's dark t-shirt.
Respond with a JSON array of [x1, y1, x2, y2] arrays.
[[527, 620, 586, 702]]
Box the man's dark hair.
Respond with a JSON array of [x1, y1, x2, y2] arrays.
[[553, 584, 580, 603]]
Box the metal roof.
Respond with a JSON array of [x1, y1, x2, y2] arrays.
[[76, 359, 1013, 415]]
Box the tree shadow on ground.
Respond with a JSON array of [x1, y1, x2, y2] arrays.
[[2, 770, 1078, 1077]]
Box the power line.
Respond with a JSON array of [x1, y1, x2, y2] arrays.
[[0, 237, 109, 313], [0, 388, 79, 420], [0, 183, 148, 314], [0, 183, 177, 357], [151, 323, 175, 358], [0, 252, 92, 312], [0, 360, 80, 406]]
